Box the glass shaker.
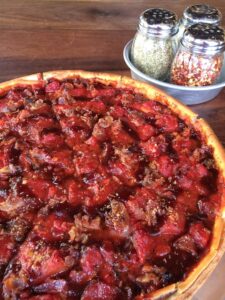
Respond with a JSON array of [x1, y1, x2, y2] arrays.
[[131, 8, 178, 81], [177, 4, 222, 42], [171, 23, 225, 87]]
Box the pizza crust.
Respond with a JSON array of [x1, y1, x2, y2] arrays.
[[0, 70, 224, 300]]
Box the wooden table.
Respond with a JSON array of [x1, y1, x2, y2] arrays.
[[0, 2, 225, 300], [0, 0, 225, 145]]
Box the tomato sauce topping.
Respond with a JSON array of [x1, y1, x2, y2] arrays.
[[0, 77, 221, 299]]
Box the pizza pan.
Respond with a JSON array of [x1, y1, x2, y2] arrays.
[[123, 40, 225, 105]]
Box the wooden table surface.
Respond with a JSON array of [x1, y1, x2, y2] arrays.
[[0, 2, 225, 300], [0, 0, 225, 145]]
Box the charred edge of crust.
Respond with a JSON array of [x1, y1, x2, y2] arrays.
[[151, 284, 178, 300], [172, 223, 225, 300], [0, 80, 42, 96], [140, 284, 177, 300], [148, 218, 225, 300], [42, 70, 123, 86], [120, 75, 198, 122], [0, 70, 224, 300], [194, 118, 225, 219]]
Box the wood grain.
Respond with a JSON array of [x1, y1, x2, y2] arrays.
[[1, 1, 225, 30], [0, 0, 224, 145]]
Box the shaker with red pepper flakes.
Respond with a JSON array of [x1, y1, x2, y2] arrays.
[[171, 23, 225, 87]]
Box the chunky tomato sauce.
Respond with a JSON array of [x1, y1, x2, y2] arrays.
[[0, 77, 221, 299]]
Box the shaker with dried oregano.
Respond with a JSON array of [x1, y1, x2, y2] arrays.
[[131, 8, 178, 81]]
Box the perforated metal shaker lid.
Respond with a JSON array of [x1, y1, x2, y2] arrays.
[[181, 23, 225, 55], [138, 8, 178, 37], [182, 4, 222, 27]]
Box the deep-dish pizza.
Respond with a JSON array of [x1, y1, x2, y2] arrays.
[[0, 71, 224, 300]]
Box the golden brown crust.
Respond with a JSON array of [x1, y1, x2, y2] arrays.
[[0, 79, 41, 96], [0, 70, 224, 300]]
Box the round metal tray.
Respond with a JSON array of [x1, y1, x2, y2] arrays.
[[123, 40, 225, 105]]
